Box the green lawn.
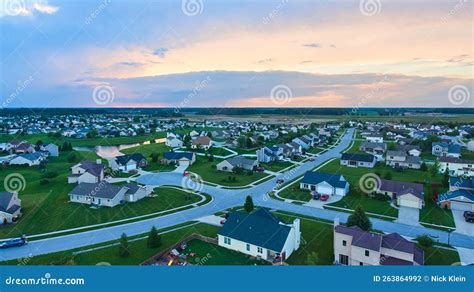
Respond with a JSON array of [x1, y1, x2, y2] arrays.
[[0, 132, 166, 147], [188, 156, 268, 186], [278, 185, 312, 202], [184, 239, 269, 265], [461, 149, 474, 160], [422, 246, 460, 265], [260, 161, 293, 172], [0, 223, 220, 265], [0, 150, 204, 238], [189, 147, 234, 157], [327, 191, 399, 218]]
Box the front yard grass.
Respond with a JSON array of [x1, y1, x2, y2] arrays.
[[184, 239, 269, 265], [278, 185, 312, 202], [422, 247, 460, 265], [187, 156, 268, 186], [260, 161, 293, 172]]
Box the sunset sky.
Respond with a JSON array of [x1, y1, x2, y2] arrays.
[[0, 0, 472, 108]]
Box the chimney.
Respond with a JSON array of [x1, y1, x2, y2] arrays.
[[334, 217, 340, 227]]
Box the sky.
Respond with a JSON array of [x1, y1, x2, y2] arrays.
[[0, 0, 473, 108]]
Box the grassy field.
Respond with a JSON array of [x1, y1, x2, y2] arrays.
[[0, 223, 220, 265], [0, 150, 205, 238], [0, 132, 166, 147], [188, 156, 268, 186], [184, 239, 269, 265], [278, 185, 312, 202]]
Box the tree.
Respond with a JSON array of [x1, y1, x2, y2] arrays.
[[347, 206, 372, 231], [429, 160, 440, 178], [416, 235, 434, 249], [244, 195, 254, 213], [208, 154, 214, 162], [245, 137, 253, 149], [233, 166, 244, 175], [420, 162, 428, 171], [87, 129, 98, 138], [443, 169, 449, 188], [119, 233, 130, 258], [306, 252, 319, 265], [151, 152, 159, 163], [147, 226, 161, 248]]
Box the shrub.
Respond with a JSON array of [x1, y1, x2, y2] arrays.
[[416, 235, 434, 249], [40, 179, 50, 185], [43, 171, 58, 179]]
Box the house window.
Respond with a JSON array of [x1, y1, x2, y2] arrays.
[[342, 240, 347, 246], [359, 262, 364, 266], [224, 237, 231, 245], [339, 254, 349, 265], [246, 243, 250, 251], [365, 250, 370, 257], [257, 247, 263, 253]]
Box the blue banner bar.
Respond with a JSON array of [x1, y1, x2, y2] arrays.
[[0, 266, 472, 291]]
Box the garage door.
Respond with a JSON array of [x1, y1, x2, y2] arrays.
[[316, 185, 334, 195], [451, 201, 474, 212], [179, 160, 190, 167], [399, 198, 420, 209]]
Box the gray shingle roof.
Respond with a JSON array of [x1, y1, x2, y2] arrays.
[[301, 171, 348, 189], [69, 182, 123, 199], [218, 208, 291, 252]]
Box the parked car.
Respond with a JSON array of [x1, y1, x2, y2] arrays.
[[183, 171, 190, 176], [312, 192, 320, 200], [220, 219, 226, 225], [0, 236, 27, 249], [255, 167, 264, 172], [464, 211, 474, 223], [320, 194, 330, 201]]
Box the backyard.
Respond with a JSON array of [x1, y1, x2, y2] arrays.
[[187, 156, 269, 186]]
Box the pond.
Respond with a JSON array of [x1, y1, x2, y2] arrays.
[[74, 138, 166, 158]]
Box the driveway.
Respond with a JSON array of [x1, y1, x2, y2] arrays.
[[173, 164, 188, 173], [303, 195, 343, 209], [452, 210, 474, 236], [455, 247, 474, 265], [396, 206, 420, 226]]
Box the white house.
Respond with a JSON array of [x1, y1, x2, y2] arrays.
[[340, 153, 376, 168], [216, 156, 258, 172], [68, 160, 104, 184], [191, 136, 212, 150], [69, 182, 147, 207], [108, 153, 148, 173], [40, 143, 59, 157], [0, 192, 22, 224], [166, 137, 184, 148], [300, 171, 349, 196], [377, 180, 424, 209], [8, 152, 47, 166], [439, 157, 474, 177], [218, 209, 300, 263]]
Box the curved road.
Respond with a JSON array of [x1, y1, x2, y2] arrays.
[[1, 128, 473, 262]]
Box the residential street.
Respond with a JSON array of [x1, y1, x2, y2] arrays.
[[1, 128, 473, 263]]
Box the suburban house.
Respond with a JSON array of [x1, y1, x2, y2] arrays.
[[216, 156, 258, 172], [39, 143, 59, 157], [334, 223, 424, 266], [359, 142, 387, 156], [300, 171, 349, 196], [8, 141, 35, 154], [395, 145, 421, 157], [377, 180, 424, 209], [165, 137, 184, 148], [365, 133, 384, 143], [218, 208, 301, 263], [0, 192, 22, 224], [432, 142, 461, 158], [438, 176, 474, 211], [340, 153, 376, 168], [8, 152, 47, 166], [191, 136, 213, 150], [161, 152, 196, 166], [292, 136, 312, 150], [69, 182, 147, 207], [256, 146, 283, 163], [385, 150, 421, 169], [439, 157, 474, 177], [109, 153, 148, 173], [68, 160, 104, 184]]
